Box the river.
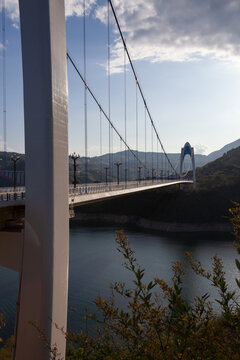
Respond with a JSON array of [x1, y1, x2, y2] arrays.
[[0, 224, 239, 342]]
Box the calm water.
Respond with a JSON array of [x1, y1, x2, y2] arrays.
[[0, 225, 239, 341]]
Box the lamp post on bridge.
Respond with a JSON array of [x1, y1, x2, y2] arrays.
[[104, 166, 109, 184], [138, 166, 142, 183], [70, 153, 80, 188], [152, 168, 156, 182], [10, 154, 20, 190], [124, 168, 128, 185], [0, 159, 2, 186], [160, 169, 163, 180], [114, 161, 122, 185], [147, 169, 150, 180]]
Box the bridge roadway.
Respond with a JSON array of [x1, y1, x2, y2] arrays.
[[0, 179, 192, 209]]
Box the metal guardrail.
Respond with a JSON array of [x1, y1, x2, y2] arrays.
[[0, 191, 25, 202], [68, 179, 176, 196], [0, 186, 25, 193], [0, 179, 185, 203]]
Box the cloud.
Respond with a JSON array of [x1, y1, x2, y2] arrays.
[[194, 144, 209, 155], [65, 0, 96, 17], [0, 139, 16, 153], [4, 0, 240, 68], [3, 0, 19, 22], [95, 0, 240, 69], [2, 0, 96, 21]]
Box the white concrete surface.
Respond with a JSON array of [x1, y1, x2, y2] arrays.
[[15, 1, 69, 359]]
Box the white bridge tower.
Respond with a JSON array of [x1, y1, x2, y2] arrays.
[[15, 1, 69, 359], [180, 142, 196, 190]]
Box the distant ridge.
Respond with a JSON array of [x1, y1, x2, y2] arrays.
[[206, 138, 240, 163], [1, 138, 240, 176]]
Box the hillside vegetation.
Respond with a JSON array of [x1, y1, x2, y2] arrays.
[[197, 146, 240, 190], [1, 138, 240, 185]]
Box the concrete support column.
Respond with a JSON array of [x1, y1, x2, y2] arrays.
[[16, 1, 69, 359]]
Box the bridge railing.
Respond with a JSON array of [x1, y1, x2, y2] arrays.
[[0, 191, 25, 202], [0, 178, 184, 203], [0, 186, 25, 193], [68, 178, 176, 195]]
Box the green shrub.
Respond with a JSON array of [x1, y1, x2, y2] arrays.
[[0, 336, 14, 360], [0, 314, 5, 345], [0, 315, 14, 360]]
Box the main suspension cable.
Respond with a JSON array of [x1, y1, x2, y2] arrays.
[[99, 108, 103, 182], [107, 0, 112, 180], [144, 106, 147, 179], [135, 81, 138, 179], [2, 0, 7, 171], [67, 52, 146, 170], [108, 0, 177, 175], [124, 47, 127, 181], [83, 0, 88, 184]]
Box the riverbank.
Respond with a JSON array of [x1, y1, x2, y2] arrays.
[[71, 213, 232, 232]]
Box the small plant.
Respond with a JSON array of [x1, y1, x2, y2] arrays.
[[0, 314, 14, 360], [0, 313, 6, 344]]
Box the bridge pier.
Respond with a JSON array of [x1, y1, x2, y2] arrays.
[[15, 1, 69, 359]]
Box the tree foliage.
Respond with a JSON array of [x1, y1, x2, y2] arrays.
[[0, 315, 13, 360]]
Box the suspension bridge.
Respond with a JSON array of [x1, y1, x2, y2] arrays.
[[0, 1, 195, 359]]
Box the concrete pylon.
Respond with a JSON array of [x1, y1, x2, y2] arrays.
[[180, 142, 196, 190], [15, 1, 69, 359]]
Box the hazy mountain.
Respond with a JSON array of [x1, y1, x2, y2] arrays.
[[206, 138, 240, 163], [1, 139, 240, 185]]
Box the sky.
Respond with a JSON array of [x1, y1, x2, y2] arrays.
[[1, 0, 240, 156]]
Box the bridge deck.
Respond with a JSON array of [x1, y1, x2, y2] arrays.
[[69, 180, 192, 206], [0, 179, 192, 208]]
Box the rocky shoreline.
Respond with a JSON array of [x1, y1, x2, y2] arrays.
[[71, 213, 232, 233]]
